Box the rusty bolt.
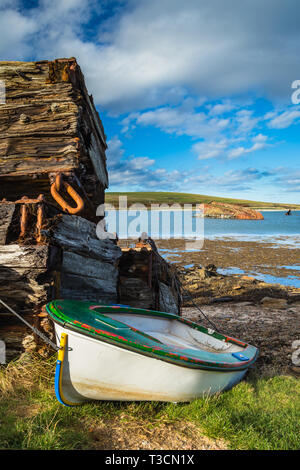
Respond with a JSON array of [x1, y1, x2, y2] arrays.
[[51, 103, 60, 112], [19, 113, 30, 123]]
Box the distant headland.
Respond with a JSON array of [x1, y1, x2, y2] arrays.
[[105, 192, 300, 216]]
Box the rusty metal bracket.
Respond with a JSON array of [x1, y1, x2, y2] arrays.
[[19, 202, 28, 238], [50, 174, 84, 215], [17, 194, 46, 242], [36, 194, 44, 243]]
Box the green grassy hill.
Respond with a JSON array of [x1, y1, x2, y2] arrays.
[[105, 192, 300, 210]]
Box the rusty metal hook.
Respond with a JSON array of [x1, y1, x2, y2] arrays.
[[50, 174, 84, 214]]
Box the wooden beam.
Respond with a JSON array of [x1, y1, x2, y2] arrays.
[[51, 215, 122, 263], [0, 204, 16, 244]]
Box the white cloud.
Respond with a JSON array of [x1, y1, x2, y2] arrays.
[[273, 169, 300, 193], [1, 1, 300, 111], [193, 139, 229, 160], [228, 134, 269, 159], [0, 8, 37, 58], [208, 101, 236, 116], [129, 156, 155, 170], [106, 136, 176, 189], [122, 102, 274, 161], [234, 109, 259, 134], [267, 108, 300, 129], [106, 135, 275, 192], [122, 105, 232, 140]]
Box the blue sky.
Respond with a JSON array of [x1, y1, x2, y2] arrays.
[[1, 0, 300, 203]]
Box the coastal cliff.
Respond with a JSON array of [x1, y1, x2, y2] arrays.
[[202, 201, 264, 220]]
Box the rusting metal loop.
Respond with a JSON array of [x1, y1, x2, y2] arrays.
[[54, 173, 62, 192], [50, 174, 84, 214]]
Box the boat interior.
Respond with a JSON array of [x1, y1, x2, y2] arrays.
[[101, 312, 243, 354]]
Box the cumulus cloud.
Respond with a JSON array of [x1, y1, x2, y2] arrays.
[[123, 102, 273, 161], [0, 7, 37, 59], [106, 136, 181, 190], [208, 101, 236, 116], [106, 135, 275, 192], [273, 169, 300, 193], [193, 139, 229, 160], [123, 105, 230, 139], [234, 110, 259, 134], [267, 108, 300, 129], [1, 0, 300, 111], [1, 0, 298, 198], [228, 134, 269, 159]]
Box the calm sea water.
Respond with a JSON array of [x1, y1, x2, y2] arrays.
[[105, 209, 300, 286], [106, 210, 300, 243], [203, 210, 300, 239]]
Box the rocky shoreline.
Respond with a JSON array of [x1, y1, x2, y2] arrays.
[[156, 237, 300, 375], [180, 266, 300, 374]]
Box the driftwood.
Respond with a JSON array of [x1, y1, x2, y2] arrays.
[[0, 204, 16, 244], [0, 58, 108, 216]]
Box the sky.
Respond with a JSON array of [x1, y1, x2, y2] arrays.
[[0, 0, 300, 203]]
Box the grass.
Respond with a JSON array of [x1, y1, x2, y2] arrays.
[[105, 192, 300, 210], [0, 354, 299, 450]]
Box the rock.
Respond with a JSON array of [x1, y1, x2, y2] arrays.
[[234, 302, 254, 307], [198, 268, 210, 280], [241, 275, 256, 282], [210, 296, 234, 303], [205, 264, 218, 276], [21, 334, 37, 352], [290, 366, 300, 375], [195, 265, 218, 279], [260, 297, 288, 309], [190, 283, 199, 290], [201, 201, 264, 220]]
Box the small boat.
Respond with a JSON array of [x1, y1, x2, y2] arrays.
[[46, 300, 258, 405]]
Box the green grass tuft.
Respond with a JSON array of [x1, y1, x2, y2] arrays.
[[0, 356, 299, 450]]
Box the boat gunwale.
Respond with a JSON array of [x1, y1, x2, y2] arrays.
[[46, 300, 259, 372]]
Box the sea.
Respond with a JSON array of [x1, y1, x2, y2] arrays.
[[105, 210, 300, 244], [105, 209, 300, 287]]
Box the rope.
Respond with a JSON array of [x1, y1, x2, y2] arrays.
[[0, 299, 60, 351], [180, 286, 219, 332]]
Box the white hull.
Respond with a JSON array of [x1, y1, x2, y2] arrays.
[[54, 323, 247, 403]]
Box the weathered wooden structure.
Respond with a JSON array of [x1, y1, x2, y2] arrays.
[[0, 58, 108, 219], [0, 200, 122, 360], [0, 203, 181, 360], [119, 241, 181, 314], [0, 58, 182, 362]]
